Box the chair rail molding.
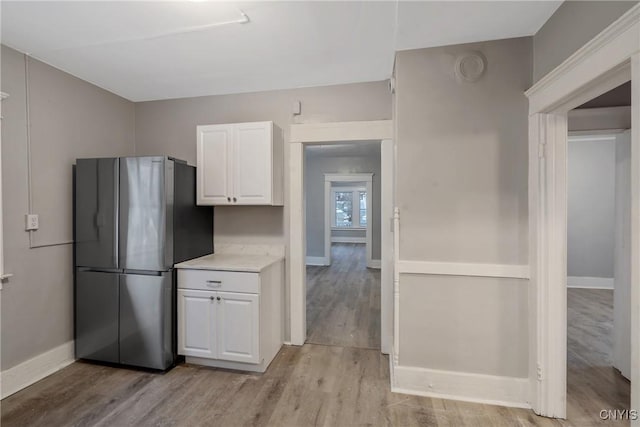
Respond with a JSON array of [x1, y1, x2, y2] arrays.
[[397, 261, 529, 280]]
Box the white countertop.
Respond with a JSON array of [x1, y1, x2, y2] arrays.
[[175, 253, 283, 273]]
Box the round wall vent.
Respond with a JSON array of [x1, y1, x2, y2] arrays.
[[454, 52, 486, 83]]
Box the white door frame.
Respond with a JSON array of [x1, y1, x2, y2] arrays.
[[324, 174, 374, 267], [289, 120, 393, 352], [525, 4, 640, 419]]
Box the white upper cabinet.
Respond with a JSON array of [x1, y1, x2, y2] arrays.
[[197, 121, 283, 206], [197, 124, 233, 205]]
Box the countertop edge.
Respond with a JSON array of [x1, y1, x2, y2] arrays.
[[174, 254, 284, 273]]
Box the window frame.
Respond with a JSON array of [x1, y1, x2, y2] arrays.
[[330, 186, 367, 230]]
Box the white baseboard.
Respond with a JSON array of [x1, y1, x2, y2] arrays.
[[368, 259, 381, 269], [331, 237, 366, 244], [306, 256, 329, 266], [567, 276, 614, 289], [390, 361, 530, 409], [1, 340, 75, 399]]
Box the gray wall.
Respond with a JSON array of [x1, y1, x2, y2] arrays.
[[135, 82, 391, 341], [135, 82, 391, 248], [568, 138, 616, 278], [1, 45, 135, 370], [533, 1, 637, 83], [400, 274, 529, 376], [305, 147, 381, 259], [396, 38, 530, 265], [394, 37, 531, 377]]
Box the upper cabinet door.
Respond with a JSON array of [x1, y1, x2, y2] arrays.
[[197, 125, 233, 205], [75, 158, 119, 269], [233, 122, 273, 205], [196, 121, 283, 206]]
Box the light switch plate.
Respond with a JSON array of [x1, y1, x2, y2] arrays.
[[25, 214, 39, 231]]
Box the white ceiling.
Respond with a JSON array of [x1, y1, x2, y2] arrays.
[[1, 1, 562, 102]]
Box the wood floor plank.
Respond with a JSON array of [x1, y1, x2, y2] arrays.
[[306, 243, 381, 349], [566, 289, 630, 426], [1, 277, 629, 426]]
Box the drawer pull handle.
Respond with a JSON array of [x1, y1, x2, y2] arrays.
[[206, 280, 222, 287]]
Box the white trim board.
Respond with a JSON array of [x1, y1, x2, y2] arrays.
[[331, 236, 366, 244], [290, 120, 393, 143], [525, 3, 640, 419], [289, 120, 392, 349], [567, 276, 614, 289], [397, 261, 530, 280], [1, 341, 75, 399], [525, 6, 639, 114], [306, 256, 329, 266], [390, 362, 530, 409]]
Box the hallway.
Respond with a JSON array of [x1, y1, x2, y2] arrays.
[[306, 243, 381, 349]]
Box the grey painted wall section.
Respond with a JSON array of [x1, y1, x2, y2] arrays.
[[568, 138, 616, 278], [533, 1, 637, 83], [304, 148, 381, 259], [135, 82, 391, 341], [396, 38, 531, 264], [1, 45, 135, 370], [135, 81, 391, 248], [394, 38, 531, 376], [400, 274, 529, 377]]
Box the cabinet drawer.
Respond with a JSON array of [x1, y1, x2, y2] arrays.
[[178, 269, 260, 294]]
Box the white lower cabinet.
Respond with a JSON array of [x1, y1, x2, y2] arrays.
[[176, 258, 283, 373], [178, 289, 259, 363], [217, 292, 259, 363], [178, 289, 217, 359]]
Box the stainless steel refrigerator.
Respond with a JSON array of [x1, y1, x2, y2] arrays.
[[74, 156, 213, 370]]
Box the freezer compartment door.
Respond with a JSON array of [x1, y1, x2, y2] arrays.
[[75, 270, 119, 363], [75, 158, 119, 269], [119, 272, 174, 370], [119, 157, 174, 271]]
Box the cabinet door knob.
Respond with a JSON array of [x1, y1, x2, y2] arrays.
[[210, 296, 215, 301], [233, 197, 237, 202], [217, 296, 221, 301], [227, 197, 231, 202]]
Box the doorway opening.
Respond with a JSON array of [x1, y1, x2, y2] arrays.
[[304, 143, 381, 349], [565, 84, 631, 421], [288, 120, 393, 353]]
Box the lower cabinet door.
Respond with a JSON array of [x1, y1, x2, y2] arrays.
[[217, 292, 259, 363], [178, 289, 216, 358]]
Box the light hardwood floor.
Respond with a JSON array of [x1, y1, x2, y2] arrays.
[[566, 288, 630, 425], [306, 243, 380, 349], [0, 282, 629, 425]]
